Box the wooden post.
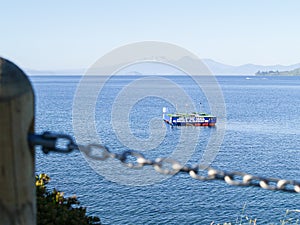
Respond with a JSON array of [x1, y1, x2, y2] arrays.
[[0, 58, 35, 224]]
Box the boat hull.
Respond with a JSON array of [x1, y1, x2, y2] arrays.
[[163, 113, 217, 127]]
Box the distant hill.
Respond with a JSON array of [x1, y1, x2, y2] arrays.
[[255, 67, 300, 76], [24, 58, 300, 76], [202, 59, 300, 75], [25, 68, 85, 76]]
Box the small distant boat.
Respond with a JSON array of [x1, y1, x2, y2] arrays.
[[162, 107, 216, 126]]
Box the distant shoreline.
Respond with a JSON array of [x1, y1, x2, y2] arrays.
[[255, 68, 300, 76]]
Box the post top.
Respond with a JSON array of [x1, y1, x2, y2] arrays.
[[0, 57, 33, 100]]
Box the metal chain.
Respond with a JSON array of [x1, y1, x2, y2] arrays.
[[29, 132, 300, 193]]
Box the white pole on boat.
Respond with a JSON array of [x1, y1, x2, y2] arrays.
[[162, 107, 167, 119]]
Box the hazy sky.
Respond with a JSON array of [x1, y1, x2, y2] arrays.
[[1, 0, 300, 70]]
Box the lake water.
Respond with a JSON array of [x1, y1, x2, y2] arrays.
[[30, 75, 300, 224]]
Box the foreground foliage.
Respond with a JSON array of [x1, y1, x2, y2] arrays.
[[36, 174, 101, 225]]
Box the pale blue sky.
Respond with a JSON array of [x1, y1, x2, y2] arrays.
[[1, 0, 300, 70]]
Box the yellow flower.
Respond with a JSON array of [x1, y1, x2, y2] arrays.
[[36, 179, 44, 186]]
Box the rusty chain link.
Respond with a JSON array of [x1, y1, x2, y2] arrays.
[[29, 132, 300, 193]]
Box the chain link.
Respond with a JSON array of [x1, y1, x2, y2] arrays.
[[28, 132, 77, 154], [29, 132, 300, 193]]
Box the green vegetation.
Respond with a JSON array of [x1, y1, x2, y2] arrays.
[[255, 68, 300, 76], [36, 174, 101, 225]]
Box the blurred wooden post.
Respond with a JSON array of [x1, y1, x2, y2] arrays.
[[0, 58, 35, 224]]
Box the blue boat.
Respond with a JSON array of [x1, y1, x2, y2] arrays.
[[162, 107, 216, 126]]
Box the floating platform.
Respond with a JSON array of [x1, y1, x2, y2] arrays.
[[162, 107, 216, 126]]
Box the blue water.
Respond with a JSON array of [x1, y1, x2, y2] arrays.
[[30, 75, 300, 224]]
